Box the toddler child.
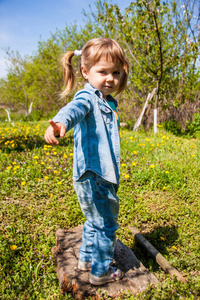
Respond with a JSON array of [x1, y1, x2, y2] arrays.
[[44, 38, 129, 285]]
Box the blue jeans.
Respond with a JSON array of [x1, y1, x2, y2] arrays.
[[73, 171, 119, 276]]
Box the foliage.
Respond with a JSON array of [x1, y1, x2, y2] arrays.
[[86, 0, 200, 105], [0, 121, 199, 299], [162, 112, 200, 137], [186, 112, 200, 137], [162, 119, 184, 136], [0, 0, 200, 127]]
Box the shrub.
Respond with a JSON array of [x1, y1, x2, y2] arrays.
[[162, 120, 184, 136], [186, 112, 200, 137]]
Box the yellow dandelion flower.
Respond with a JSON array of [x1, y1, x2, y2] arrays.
[[12, 162, 17, 165], [70, 153, 73, 156], [50, 194, 53, 197], [192, 155, 195, 157], [165, 171, 169, 174], [172, 246, 177, 250], [53, 170, 58, 174], [151, 144, 155, 147], [145, 138, 150, 141], [163, 186, 167, 190], [160, 236, 165, 241], [14, 166, 20, 170], [132, 162, 136, 166], [11, 245, 17, 251], [133, 151, 137, 155], [63, 154, 68, 158], [124, 174, 130, 179], [121, 163, 126, 167], [150, 165, 155, 168], [57, 181, 62, 185], [44, 176, 49, 180], [34, 156, 39, 159], [46, 152, 50, 156], [21, 181, 26, 185], [53, 151, 57, 155], [6, 166, 12, 170]]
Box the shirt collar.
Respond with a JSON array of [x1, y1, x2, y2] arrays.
[[84, 83, 116, 103]]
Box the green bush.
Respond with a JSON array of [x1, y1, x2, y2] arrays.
[[20, 110, 43, 122], [162, 120, 184, 136], [186, 112, 200, 137]]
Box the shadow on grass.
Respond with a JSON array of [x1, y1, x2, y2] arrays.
[[0, 134, 74, 153], [130, 225, 179, 271]]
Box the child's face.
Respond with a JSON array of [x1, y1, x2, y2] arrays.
[[81, 57, 124, 99]]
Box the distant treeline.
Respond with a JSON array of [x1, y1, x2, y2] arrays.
[[0, 0, 200, 130]]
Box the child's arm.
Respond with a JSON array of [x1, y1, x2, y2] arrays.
[[44, 120, 66, 145]]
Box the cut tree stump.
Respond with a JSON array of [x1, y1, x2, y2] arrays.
[[51, 225, 158, 299]]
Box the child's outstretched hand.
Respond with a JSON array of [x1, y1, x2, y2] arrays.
[[44, 120, 66, 145]]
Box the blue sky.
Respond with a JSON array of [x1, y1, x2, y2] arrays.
[[0, 0, 132, 78]]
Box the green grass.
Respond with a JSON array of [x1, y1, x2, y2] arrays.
[[0, 121, 199, 300]]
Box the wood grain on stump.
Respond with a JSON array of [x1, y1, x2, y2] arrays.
[[51, 225, 158, 299]]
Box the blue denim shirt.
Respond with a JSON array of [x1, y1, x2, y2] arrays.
[[53, 83, 120, 184]]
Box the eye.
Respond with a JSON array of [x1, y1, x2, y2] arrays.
[[113, 71, 120, 75], [99, 70, 106, 74]]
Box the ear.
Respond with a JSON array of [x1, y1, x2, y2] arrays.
[[81, 66, 88, 80]]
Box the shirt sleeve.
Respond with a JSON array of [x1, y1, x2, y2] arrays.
[[52, 92, 92, 132]]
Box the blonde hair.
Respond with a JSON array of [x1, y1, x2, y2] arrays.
[[60, 38, 129, 99]]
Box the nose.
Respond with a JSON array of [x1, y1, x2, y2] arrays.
[[107, 73, 114, 81]]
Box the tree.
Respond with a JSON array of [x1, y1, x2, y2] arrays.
[[1, 49, 36, 116], [85, 0, 200, 128]]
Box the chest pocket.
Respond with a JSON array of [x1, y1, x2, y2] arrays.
[[99, 104, 112, 124]]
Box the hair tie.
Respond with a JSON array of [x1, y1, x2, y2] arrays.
[[74, 50, 82, 56]]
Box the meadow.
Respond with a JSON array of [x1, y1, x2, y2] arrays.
[[0, 121, 199, 300]]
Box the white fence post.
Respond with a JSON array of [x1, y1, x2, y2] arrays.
[[154, 109, 157, 134]]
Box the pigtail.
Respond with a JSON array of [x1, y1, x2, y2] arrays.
[[60, 51, 76, 99]]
